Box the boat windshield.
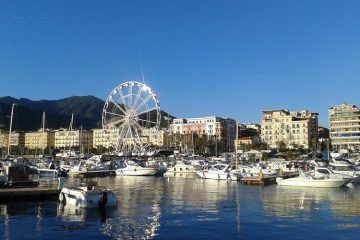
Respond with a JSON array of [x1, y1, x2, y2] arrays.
[[128, 160, 146, 167], [332, 165, 355, 171], [317, 168, 332, 174], [211, 165, 227, 171]]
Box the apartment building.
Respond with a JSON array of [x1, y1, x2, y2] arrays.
[[0, 131, 6, 148], [329, 103, 360, 151], [9, 132, 25, 147], [93, 127, 166, 149], [171, 116, 237, 151], [54, 129, 93, 150], [24, 130, 55, 150], [93, 128, 119, 149], [260, 110, 318, 149], [234, 123, 261, 150]]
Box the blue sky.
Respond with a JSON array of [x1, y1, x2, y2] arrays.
[[1, 0, 360, 126]]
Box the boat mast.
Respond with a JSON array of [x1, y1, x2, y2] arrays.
[[79, 125, 83, 155], [235, 121, 238, 167], [7, 103, 15, 156], [215, 134, 217, 157], [192, 132, 195, 159], [41, 111, 46, 133], [41, 111, 46, 155], [69, 112, 73, 131], [327, 138, 330, 161], [69, 112, 74, 154]]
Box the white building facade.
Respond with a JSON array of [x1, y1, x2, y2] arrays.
[[261, 110, 318, 149], [329, 104, 360, 151], [171, 116, 237, 151]]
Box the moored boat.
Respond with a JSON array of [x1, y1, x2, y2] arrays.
[[167, 160, 195, 173], [276, 172, 350, 188], [59, 185, 117, 208], [195, 163, 241, 181], [115, 160, 158, 176]]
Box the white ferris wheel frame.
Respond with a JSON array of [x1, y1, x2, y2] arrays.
[[102, 81, 161, 153]]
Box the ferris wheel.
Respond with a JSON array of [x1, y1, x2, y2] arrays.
[[102, 81, 161, 153]]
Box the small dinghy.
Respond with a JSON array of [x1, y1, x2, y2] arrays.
[[59, 185, 117, 208]]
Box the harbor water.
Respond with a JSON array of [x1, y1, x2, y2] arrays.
[[1, 174, 360, 239]]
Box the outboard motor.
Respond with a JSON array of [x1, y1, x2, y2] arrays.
[[99, 191, 108, 208]]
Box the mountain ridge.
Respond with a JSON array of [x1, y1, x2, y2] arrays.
[[0, 96, 174, 131]]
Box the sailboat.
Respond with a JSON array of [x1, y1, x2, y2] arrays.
[[56, 113, 77, 158]]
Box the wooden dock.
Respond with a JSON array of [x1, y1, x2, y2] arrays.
[[0, 187, 60, 201], [240, 172, 299, 185], [68, 170, 116, 178], [240, 176, 278, 185]]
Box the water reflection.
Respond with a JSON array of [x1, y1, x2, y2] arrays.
[[1, 176, 360, 239], [57, 203, 112, 223], [262, 185, 360, 219], [102, 176, 164, 239]]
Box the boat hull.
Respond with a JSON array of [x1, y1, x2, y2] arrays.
[[167, 166, 194, 173], [115, 168, 158, 176], [276, 177, 348, 188], [196, 171, 231, 180], [59, 188, 117, 208]]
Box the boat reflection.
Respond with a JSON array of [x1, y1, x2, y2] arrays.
[[262, 185, 360, 219], [57, 203, 114, 223]]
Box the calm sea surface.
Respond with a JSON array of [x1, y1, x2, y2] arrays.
[[1, 174, 360, 239]]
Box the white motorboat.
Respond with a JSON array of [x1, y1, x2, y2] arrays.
[[267, 159, 299, 175], [312, 166, 353, 182], [115, 160, 158, 176], [195, 163, 241, 181], [238, 163, 278, 177], [69, 155, 111, 174], [37, 168, 59, 178], [276, 172, 351, 188], [59, 185, 117, 208], [145, 159, 168, 175], [167, 160, 195, 173], [329, 159, 360, 182]]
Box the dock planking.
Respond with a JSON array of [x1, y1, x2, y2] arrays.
[[0, 187, 60, 202], [68, 170, 116, 178]]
